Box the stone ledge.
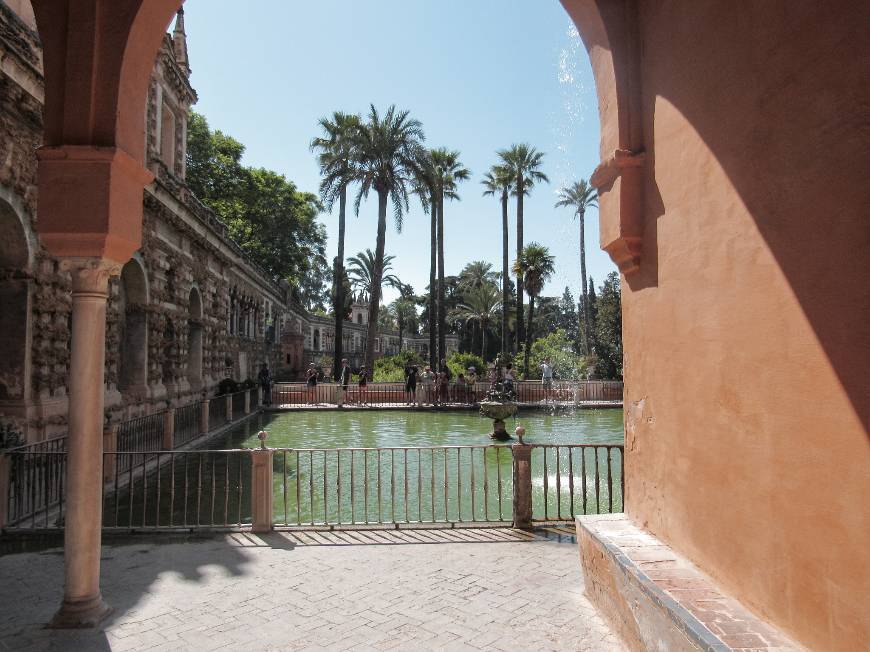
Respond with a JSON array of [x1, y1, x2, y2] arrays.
[[576, 514, 802, 651]]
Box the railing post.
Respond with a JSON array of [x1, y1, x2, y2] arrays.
[[250, 431, 273, 533], [102, 425, 118, 484], [200, 399, 209, 434], [162, 409, 175, 450], [244, 390, 251, 415], [225, 394, 232, 423], [512, 441, 533, 530], [0, 452, 10, 530]]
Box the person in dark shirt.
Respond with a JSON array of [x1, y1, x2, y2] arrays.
[[358, 365, 369, 406], [258, 363, 272, 406], [440, 358, 452, 403], [339, 358, 351, 406], [405, 365, 418, 406]]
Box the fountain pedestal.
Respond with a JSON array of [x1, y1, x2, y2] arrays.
[[479, 397, 518, 441]]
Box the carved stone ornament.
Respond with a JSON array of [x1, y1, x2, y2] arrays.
[[59, 258, 122, 295]]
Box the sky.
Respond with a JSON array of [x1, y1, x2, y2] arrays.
[[182, 0, 614, 305]]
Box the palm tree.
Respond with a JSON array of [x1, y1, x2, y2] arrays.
[[555, 179, 598, 355], [346, 249, 401, 300], [311, 111, 361, 380], [458, 261, 498, 353], [482, 165, 515, 357], [513, 243, 556, 379], [411, 151, 439, 370], [389, 297, 418, 351], [431, 148, 471, 367], [459, 261, 498, 290], [451, 284, 502, 359], [351, 105, 425, 370], [498, 144, 548, 355]]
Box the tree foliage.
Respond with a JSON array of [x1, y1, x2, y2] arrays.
[[373, 349, 426, 382], [593, 272, 622, 379], [516, 329, 588, 381], [187, 112, 328, 310]]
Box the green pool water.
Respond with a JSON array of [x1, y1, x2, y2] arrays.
[[219, 408, 624, 450], [105, 409, 624, 528]]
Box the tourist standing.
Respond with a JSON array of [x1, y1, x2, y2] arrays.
[[305, 363, 318, 404], [504, 363, 515, 399], [258, 363, 272, 407], [422, 366, 435, 405], [339, 358, 351, 406], [456, 373, 467, 404], [440, 358, 452, 403], [541, 357, 554, 402], [438, 370, 450, 406], [467, 367, 478, 404], [358, 365, 369, 406], [405, 365, 418, 406]]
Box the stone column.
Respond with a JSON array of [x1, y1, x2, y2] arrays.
[[225, 394, 232, 423], [162, 408, 175, 450], [512, 443, 533, 530], [244, 390, 250, 415], [250, 446, 274, 533], [200, 399, 210, 435], [51, 259, 120, 628]]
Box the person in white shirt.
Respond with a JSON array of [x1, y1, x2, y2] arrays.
[[541, 357, 554, 402]]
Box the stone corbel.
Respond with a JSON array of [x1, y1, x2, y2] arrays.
[[36, 146, 154, 264], [591, 149, 646, 275]]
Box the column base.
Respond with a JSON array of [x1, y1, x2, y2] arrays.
[[49, 594, 113, 629]]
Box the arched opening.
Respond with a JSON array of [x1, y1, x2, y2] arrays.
[[186, 285, 203, 390], [117, 258, 149, 394], [0, 196, 32, 403]]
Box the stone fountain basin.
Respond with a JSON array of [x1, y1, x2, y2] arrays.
[[479, 401, 518, 421]]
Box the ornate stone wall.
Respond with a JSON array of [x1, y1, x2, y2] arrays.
[[0, 5, 447, 438]]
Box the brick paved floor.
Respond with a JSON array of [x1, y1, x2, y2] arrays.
[[0, 527, 625, 651]]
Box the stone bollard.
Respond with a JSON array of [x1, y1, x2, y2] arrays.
[[200, 399, 210, 434], [0, 453, 10, 530], [162, 408, 175, 450], [244, 390, 251, 415], [511, 428, 532, 530], [225, 394, 232, 423], [250, 430, 273, 533], [102, 424, 118, 483]]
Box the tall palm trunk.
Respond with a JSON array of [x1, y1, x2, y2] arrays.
[[428, 201, 437, 369], [579, 207, 590, 355], [515, 173, 525, 354], [332, 186, 347, 380], [523, 295, 535, 380], [501, 189, 509, 357], [437, 189, 446, 366], [365, 190, 388, 371], [481, 323, 487, 359]]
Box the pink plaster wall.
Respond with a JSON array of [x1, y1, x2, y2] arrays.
[[583, 2, 870, 650]]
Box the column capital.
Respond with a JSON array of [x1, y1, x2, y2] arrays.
[[59, 258, 122, 295]]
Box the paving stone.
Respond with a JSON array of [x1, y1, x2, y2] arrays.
[[0, 528, 626, 651]]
